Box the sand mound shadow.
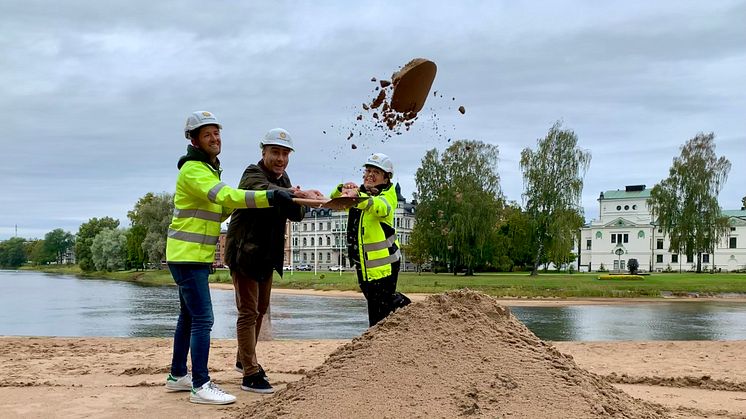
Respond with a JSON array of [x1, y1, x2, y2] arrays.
[[242, 290, 669, 418]]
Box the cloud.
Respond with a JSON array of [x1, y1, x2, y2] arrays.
[[1, 0, 745, 239]]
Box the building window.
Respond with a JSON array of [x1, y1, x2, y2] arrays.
[[672, 254, 678, 263], [586, 240, 591, 250], [730, 237, 737, 249], [310, 237, 315, 246], [616, 205, 621, 210], [656, 254, 663, 263], [327, 222, 331, 230], [611, 234, 616, 243], [638, 230, 645, 239], [623, 234, 628, 243], [303, 238, 307, 246], [686, 254, 693, 263], [613, 260, 619, 270], [327, 252, 331, 262], [703, 254, 710, 263], [624, 205, 629, 210], [327, 237, 331, 246], [311, 253, 314, 261], [596, 231, 602, 239], [731, 227, 737, 232], [632, 205, 637, 210], [303, 224, 307, 232], [656, 239, 664, 250]]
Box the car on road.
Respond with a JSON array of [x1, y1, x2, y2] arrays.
[[328, 265, 345, 272], [296, 264, 312, 271]]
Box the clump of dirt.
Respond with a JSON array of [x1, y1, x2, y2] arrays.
[[240, 290, 669, 419]]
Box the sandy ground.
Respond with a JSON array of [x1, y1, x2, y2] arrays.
[[3, 290, 746, 418], [2, 338, 745, 418]]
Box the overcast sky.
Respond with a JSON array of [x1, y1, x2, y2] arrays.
[[2, 1, 745, 240]]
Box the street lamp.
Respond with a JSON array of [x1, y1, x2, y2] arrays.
[[615, 247, 625, 273]]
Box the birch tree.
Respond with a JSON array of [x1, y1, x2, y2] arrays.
[[520, 121, 590, 276], [648, 132, 731, 273]]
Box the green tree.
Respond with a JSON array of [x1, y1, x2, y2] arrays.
[[90, 228, 127, 271], [28, 239, 55, 265], [125, 225, 147, 270], [402, 236, 429, 274], [741, 195, 745, 210], [0, 237, 27, 268], [42, 228, 75, 264], [520, 121, 591, 276], [76, 217, 120, 271], [413, 140, 502, 275], [127, 192, 173, 268], [495, 203, 535, 271], [648, 132, 731, 273], [545, 208, 584, 271]]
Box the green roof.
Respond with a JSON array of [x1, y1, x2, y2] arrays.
[[601, 189, 651, 200], [723, 210, 746, 217]]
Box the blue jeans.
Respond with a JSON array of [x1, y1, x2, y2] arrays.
[[168, 264, 214, 388]]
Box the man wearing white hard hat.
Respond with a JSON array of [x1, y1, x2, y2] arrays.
[[331, 152, 410, 326], [164, 112, 296, 405], [224, 128, 323, 393]]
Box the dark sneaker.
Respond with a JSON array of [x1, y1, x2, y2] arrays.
[[236, 362, 268, 380], [241, 371, 274, 394]]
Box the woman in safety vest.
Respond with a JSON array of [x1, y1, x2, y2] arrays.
[[164, 111, 294, 405], [331, 152, 410, 326]]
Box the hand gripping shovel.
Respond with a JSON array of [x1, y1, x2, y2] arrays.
[[293, 196, 369, 210]]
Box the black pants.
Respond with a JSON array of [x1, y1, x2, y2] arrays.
[[357, 263, 409, 326], [359, 275, 397, 326]]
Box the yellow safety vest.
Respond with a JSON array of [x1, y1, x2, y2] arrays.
[[332, 183, 400, 281], [166, 160, 270, 263]]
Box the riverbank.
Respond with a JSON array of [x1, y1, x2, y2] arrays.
[[19, 266, 746, 299], [1, 337, 744, 418]]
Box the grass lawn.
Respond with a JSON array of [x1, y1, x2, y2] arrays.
[[22, 266, 746, 298]]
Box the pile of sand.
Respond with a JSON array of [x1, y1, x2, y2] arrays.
[[241, 290, 669, 418]]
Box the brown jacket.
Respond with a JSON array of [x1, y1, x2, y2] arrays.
[[224, 161, 304, 279]]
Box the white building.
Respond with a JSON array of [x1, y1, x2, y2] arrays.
[[579, 185, 746, 272], [285, 184, 417, 272]]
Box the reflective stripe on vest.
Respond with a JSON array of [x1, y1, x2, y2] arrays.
[[363, 234, 397, 252], [173, 208, 222, 222], [366, 249, 401, 268], [208, 182, 227, 203], [168, 229, 219, 245]]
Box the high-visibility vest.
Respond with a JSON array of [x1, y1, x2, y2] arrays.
[[333, 183, 400, 281], [166, 160, 270, 263]]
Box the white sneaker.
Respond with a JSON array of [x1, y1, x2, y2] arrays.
[[190, 381, 237, 405], [165, 373, 192, 391]]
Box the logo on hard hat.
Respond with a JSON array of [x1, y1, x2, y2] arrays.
[[279, 132, 286, 139], [371, 154, 380, 161], [201, 111, 212, 117]]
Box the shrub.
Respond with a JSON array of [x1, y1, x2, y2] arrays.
[[627, 258, 639, 275], [597, 263, 608, 272]]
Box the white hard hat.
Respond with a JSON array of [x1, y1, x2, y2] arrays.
[[363, 152, 394, 175], [260, 128, 295, 151], [184, 111, 222, 139]]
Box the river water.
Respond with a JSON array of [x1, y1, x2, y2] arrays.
[[2, 270, 746, 341]]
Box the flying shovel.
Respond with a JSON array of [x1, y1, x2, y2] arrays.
[[293, 196, 369, 210], [390, 58, 437, 114]]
